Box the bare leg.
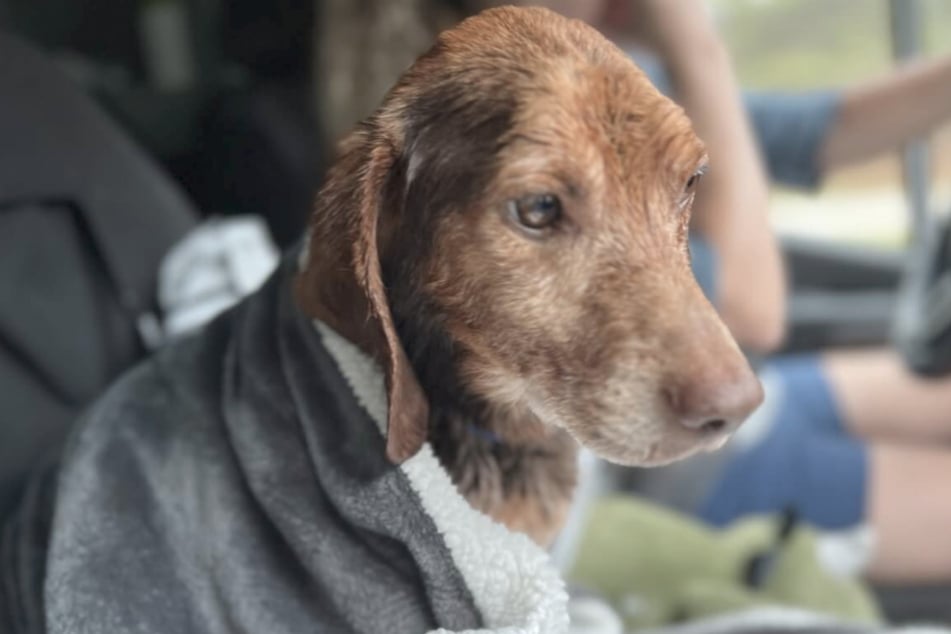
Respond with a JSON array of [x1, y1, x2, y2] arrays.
[[866, 444, 951, 582], [822, 348, 951, 444]]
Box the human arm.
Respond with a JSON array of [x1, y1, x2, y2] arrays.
[[820, 54, 951, 171]]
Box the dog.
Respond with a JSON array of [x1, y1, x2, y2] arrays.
[[0, 8, 768, 632], [296, 6, 763, 547]]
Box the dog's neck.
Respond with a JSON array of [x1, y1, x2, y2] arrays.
[[388, 289, 579, 546], [428, 398, 579, 546]]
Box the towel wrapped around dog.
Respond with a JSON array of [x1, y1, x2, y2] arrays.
[[1, 253, 569, 634], [3, 257, 943, 634]]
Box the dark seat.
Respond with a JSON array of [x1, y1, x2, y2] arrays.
[[0, 33, 197, 519]]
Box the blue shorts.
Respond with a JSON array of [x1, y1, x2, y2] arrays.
[[696, 354, 869, 530]]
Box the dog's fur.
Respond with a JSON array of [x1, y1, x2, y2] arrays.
[[296, 6, 762, 546]]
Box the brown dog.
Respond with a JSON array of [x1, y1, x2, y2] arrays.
[[296, 6, 763, 546]]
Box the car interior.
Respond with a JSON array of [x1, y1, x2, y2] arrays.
[[0, 0, 948, 626]]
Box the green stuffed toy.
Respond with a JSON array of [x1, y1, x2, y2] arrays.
[[568, 496, 881, 630]]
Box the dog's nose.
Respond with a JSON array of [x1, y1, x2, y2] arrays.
[[665, 366, 764, 434]]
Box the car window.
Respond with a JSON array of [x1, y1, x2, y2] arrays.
[[712, 0, 951, 249]]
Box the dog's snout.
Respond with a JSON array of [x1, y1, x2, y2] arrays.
[[665, 365, 764, 434]]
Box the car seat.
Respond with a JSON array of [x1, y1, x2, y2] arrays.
[[0, 33, 197, 520]]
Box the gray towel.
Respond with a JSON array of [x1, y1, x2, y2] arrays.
[[2, 253, 569, 633]]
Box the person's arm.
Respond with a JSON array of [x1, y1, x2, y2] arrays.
[[616, 0, 785, 353], [820, 54, 951, 171]]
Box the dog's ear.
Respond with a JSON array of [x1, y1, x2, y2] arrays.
[[296, 125, 428, 464]]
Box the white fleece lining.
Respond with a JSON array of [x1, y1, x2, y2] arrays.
[[315, 320, 570, 634]]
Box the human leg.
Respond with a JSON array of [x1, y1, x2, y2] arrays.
[[697, 353, 951, 582], [865, 443, 951, 583], [698, 355, 868, 529], [822, 348, 951, 445]]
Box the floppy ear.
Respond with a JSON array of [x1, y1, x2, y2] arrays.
[[295, 125, 428, 464]]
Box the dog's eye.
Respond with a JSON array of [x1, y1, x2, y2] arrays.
[[684, 166, 707, 194], [510, 194, 562, 232], [678, 166, 708, 211]]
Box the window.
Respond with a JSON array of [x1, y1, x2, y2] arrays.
[[712, 0, 951, 249]]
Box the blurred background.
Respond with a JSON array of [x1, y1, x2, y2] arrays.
[[2, 0, 949, 248], [710, 0, 951, 248], [2, 0, 951, 629]]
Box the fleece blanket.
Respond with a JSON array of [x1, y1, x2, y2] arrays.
[[2, 249, 948, 634]]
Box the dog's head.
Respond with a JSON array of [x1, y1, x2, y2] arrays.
[[297, 6, 763, 467]]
